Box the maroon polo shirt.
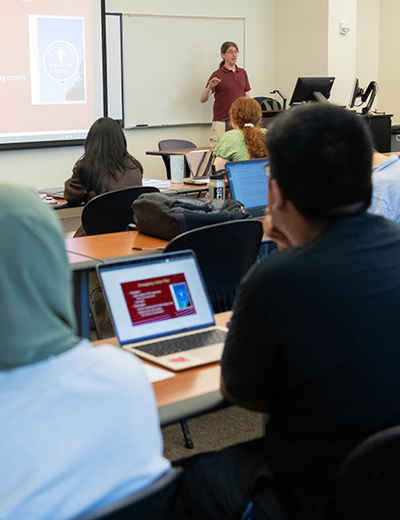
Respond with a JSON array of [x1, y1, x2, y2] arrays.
[[207, 65, 251, 122]]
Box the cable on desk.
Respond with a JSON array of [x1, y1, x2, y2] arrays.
[[65, 250, 105, 264]]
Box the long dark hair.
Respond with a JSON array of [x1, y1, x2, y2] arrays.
[[219, 41, 239, 68], [76, 117, 143, 194]]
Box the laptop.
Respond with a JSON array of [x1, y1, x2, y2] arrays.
[[183, 150, 213, 184], [226, 158, 269, 217], [96, 250, 228, 371]]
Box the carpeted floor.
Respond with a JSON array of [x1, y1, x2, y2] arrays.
[[162, 406, 265, 461]]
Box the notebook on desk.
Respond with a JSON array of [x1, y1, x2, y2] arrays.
[[226, 158, 269, 217], [97, 250, 228, 371]]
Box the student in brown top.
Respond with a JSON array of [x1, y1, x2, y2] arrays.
[[64, 117, 143, 236]]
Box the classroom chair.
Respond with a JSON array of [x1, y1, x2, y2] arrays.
[[71, 467, 183, 520], [158, 139, 197, 179], [325, 425, 400, 519], [164, 219, 263, 313], [82, 186, 159, 235]]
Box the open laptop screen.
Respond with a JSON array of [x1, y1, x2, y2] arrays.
[[226, 158, 268, 216], [97, 251, 215, 346]]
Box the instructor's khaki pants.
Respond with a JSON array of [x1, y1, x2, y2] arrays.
[[210, 121, 226, 145]]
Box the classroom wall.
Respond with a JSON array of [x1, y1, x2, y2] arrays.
[[378, 0, 399, 123], [0, 0, 275, 191], [327, 0, 357, 105], [274, 0, 329, 101], [274, 0, 381, 109], [355, 0, 380, 95]]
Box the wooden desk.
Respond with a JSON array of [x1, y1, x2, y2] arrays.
[[66, 231, 168, 339], [94, 312, 231, 426]]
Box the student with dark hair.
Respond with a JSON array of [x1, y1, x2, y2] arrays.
[[213, 96, 267, 170], [200, 41, 251, 145], [64, 117, 143, 235], [174, 104, 400, 520], [0, 184, 170, 520]]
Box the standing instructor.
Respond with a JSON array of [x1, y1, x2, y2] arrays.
[[201, 41, 251, 144]]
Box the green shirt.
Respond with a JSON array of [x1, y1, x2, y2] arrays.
[[213, 129, 250, 162], [213, 128, 267, 163]]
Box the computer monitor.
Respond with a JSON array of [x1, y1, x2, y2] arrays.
[[289, 77, 335, 106], [348, 77, 361, 109]]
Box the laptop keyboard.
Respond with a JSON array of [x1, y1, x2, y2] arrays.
[[134, 329, 227, 357]]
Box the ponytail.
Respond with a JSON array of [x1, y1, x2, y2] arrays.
[[243, 126, 268, 159]]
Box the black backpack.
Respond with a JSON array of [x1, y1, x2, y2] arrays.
[[132, 192, 251, 240]]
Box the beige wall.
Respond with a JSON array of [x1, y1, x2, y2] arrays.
[[0, 0, 274, 190], [327, 0, 357, 105], [356, 0, 380, 92], [274, 0, 381, 110], [274, 0, 329, 102], [379, 0, 399, 123]]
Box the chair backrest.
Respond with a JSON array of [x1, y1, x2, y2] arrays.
[[164, 219, 263, 313], [330, 425, 400, 520], [158, 139, 197, 179], [82, 186, 159, 235], [254, 96, 282, 111], [72, 467, 183, 520]]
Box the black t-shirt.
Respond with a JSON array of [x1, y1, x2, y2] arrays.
[[221, 213, 400, 519]]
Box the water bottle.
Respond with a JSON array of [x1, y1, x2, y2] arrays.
[[209, 166, 227, 199]]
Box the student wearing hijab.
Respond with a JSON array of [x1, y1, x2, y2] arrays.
[[0, 184, 170, 520]]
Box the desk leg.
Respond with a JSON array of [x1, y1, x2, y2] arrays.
[[73, 270, 90, 339]]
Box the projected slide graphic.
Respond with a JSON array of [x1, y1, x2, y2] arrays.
[[29, 16, 86, 104], [121, 274, 196, 327]]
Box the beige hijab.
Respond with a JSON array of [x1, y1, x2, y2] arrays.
[[0, 184, 80, 370]]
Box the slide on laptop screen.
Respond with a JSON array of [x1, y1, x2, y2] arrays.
[[97, 250, 228, 371], [226, 158, 268, 217]]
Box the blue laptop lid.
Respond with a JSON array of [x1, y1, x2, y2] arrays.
[[226, 158, 268, 217]]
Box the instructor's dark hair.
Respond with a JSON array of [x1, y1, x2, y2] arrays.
[[219, 41, 239, 68], [76, 117, 143, 195], [266, 104, 373, 222]]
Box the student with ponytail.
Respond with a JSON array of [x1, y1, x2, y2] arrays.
[[213, 97, 267, 170]]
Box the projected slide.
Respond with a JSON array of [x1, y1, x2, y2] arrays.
[[0, 0, 104, 148]]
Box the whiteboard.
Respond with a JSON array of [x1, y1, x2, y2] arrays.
[[116, 14, 245, 128]]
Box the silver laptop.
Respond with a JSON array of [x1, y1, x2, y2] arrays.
[[226, 158, 269, 217], [96, 250, 227, 371], [183, 150, 213, 184]]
